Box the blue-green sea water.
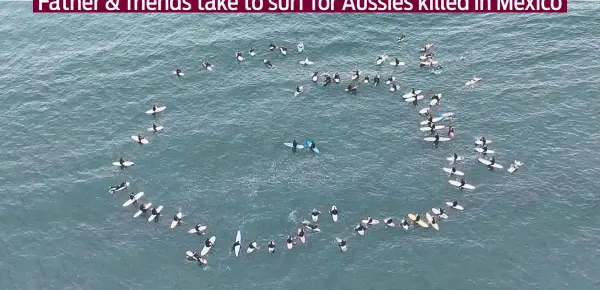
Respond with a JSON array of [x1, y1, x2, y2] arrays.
[[1, 3, 600, 289]]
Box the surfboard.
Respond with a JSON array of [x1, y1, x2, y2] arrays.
[[305, 140, 320, 154], [330, 205, 338, 222], [302, 220, 321, 232], [185, 251, 207, 264], [475, 147, 495, 154], [109, 182, 130, 194], [508, 161, 523, 173], [147, 126, 163, 132], [355, 225, 366, 236], [284, 142, 305, 149], [204, 65, 213, 71], [147, 205, 163, 222], [188, 224, 207, 234], [447, 156, 463, 162], [246, 242, 258, 253], [351, 71, 362, 81], [297, 228, 306, 243], [446, 201, 464, 211], [424, 137, 451, 142], [389, 86, 397, 92], [311, 209, 320, 222], [426, 213, 439, 230], [361, 218, 379, 225], [439, 112, 454, 118], [122, 192, 144, 207], [478, 158, 504, 169], [297, 43, 304, 53], [420, 117, 444, 125], [405, 95, 424, 102], [443, 167, 465, 176], [385, 77, 395, 85], [299, 59, 313, 65], [419, 107, 430, 115], [384, 218, 395, 228], [448, 180, 476, 190], [312, 74, 318, 82], [407, 213, 429, 228], [430, 96, 441, 106], [130, 135, 149, 144], [236, 55, 244, 62], [294, 87, 304, 97], [133, 202, 152, 218], [390, 60, 406, 66], [475, 140, 492, 145], [170, 212, 183, 229], [286, 238, 294, 250], [403, 90, 422, 99], [279, 47, 287, 55], [376, 55, 387, 65], [268, 243, 275, 253], [234, 230, 241, 257], [145, 106, 166, 115], [200, 236, 216, 256], [465, 77, 481, 86], [431, 208, 448, 219], [172, 71, 184, 76], [336, 238, 347, 252], [420, 125, 445, 132], [113, 161, 134, 167]]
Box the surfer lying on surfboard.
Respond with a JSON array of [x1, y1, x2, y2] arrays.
[[109, 181, 127, 193]]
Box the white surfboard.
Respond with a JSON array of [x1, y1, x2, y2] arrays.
[[330, 205, 338, 222], [446, 201, 464, 211], [420, 117, 444, 125], [299, 59, 313, 65], [147, 205, 163, 222], [430, 98, 440, 106], [403, 90, 422, 99], [478, 158, 504, 169], [312, 74, 318, 82], [130, 135, 149, 144], [384, 218, 396, 228], [286, 238, 294, 250], [448, 180, 476, 190], [355, 225, 366, 236], [447, 156, 464, 162], [361, 219, 379, 225], [185, 251, 207, 264], [405, 95, 424, 102], [431, 208, 448, 219], [109, 182, 130, 194], [421, 60, 439, 66], [426, 213, 439, 230], [419, 107, 430, 115], [145, 106, 166, 115], [170, 212, 183, 229], [188, 224, 207, 234], [508, 161, 523, 173], [420, 125, 445, 132], [200, 236, 216, 256], [465, 77, 481, 86], [133, 202, 152, 218], [297, 43, 304, 53], [297, 228, 306, 243], [440, 112, 455, 118], [475, 139, 492, 145], [389, 85, 397, 92], [234, 230, 241, 257], [390, 60, 406, 66], [443, 167, 465, 176], [385, 77, 395, 85], [475, 147, 495, 154], [376, 55, 387, 65], [284, 142, 305, 149], [246, 242, 259, 254], [122, 192, 144, 207], [172, 71, 184, 76], [351, 71, 362, 81], [147, 126, 163, 132], [237, 55, 244, 62], [401, 220, 409, 230], [424, 137, 451, 142], [113, 161, 134, 167]]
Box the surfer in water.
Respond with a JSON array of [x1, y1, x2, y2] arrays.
[[311, 209, 320, 219], [376, 55, 384, 64], [268, 241, 276, 253], [385, 217, 394, 227], [263, 59, 273, 68], [412, 96, 419, 107], [139, 203, 151, 215], [401, 220, 410, 228], [128, 192, 138, 205], [352, 70, 360, 80], [390, 83, 398, 92], [425, 116, 433, 126], [306, 223, 320, 232], [355, 223, 367, 233], [151, 207, 161, 221], [479, 137, 487, 145], [191, 252, 203, 262], [448, 126, 455, 137], [175, 69, 183, 78], [338, 239, 347, 249], [268, 43, 277, 51], [487, 157, 496, 170], [110, 181, 127, 193], [309, 141, 317, 152], [433, 133, 440, 146], [248, 242, 258, 252], [414, 214, 421, 222], [397, 34, 405, 43], [279, 46, 287, 55], [330, 207, 338, 216], [172, 214, 182, 226], [235, 51, 243, 61], [451, 200, 459, 207], [429, 123, 437, 135], [119, 157, 125, 167], [312, 71, 319, 83], [373, 75, 380, 87], [324, 75, 332, 87], [449, 166, 458, 176], [249, 47, 255, 56], [152, 123, 159, 132], [431, 216, 438, 226], [451, 153, 459, 164], [364, 76, 369, 83], [201, 61, 212, 70], [333, 73, 340, 83], [297, 228, 305, 240], [204, 238, 213, 248], [481, 145, 489, 155], [137, 134, 145, 144], [459, 178, 466, 189], [386, 76, 394, 84], [292, 140, 298, 149], [346, 84, 357, 93], [432, 94, 440, 103], [366, 216, 374, 225], [232, 240, 242, 251], [286, 236, 294, 247], [295, 86, 303, 94]]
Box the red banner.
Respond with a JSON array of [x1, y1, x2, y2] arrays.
[[33, 0, 568, 13]]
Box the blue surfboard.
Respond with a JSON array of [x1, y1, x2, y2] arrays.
[[304, 140, 320, 154]]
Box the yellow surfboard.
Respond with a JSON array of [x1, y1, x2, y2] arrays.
[[408, 213, 429, 228]]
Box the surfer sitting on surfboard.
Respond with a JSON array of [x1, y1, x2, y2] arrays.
[[346, 84, 357, 93], [231, 240, 241, 251], [119, 157, 125, 166], [309, 141, 317, 152], [488, 157, 496, 169], [128, 193, 138, 205], [151, 208, 161, 221], [448, 126, 455, 137], [175, 69, 182, 77], [459, 178, 466, 189]]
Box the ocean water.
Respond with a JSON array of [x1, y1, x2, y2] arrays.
[[1, 3, 600, 290]]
